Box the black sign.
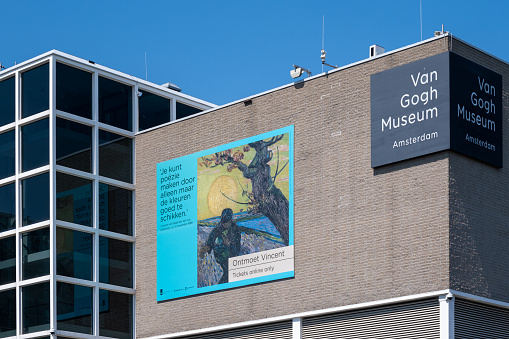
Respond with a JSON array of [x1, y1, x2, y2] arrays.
[[449, 53, 502, 167], [371, 52, 502, 168]]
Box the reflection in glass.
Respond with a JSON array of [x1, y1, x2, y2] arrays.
[[22, 228, 50, 280], [22, 173, 49, 226], [22, 118, 49, 172], [0, 236, 15, 285], [99, 290, 132, 339], [99, 130, 132, 183], [0, 183, 15, 232], [56, 63, 92, 119], [56, 118, 92, 172], [0, 76, 15, 127], [22, 64, 49, 118], [57, 228, 93, 280], [0, 289, 16, 338], [22, 282, 50, 333], [99, 77, 132, 131], [99, 237, 132, 288], [99, 183, 132, 235], [56, 173, 93, 227], [176, 102, 202, 120], [57, 282, 93, 334], [0, 130, 15, 179], [138, 91, 171, 131]]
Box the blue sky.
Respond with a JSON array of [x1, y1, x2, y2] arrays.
[[1, 0, 508, 105]]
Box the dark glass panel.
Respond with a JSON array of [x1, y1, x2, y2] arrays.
[[22, 173, 49, 226], [57, 228, 92, 280], [57, 282, 92, 334], [0, 289, 16, 338], [99, 77, 132, 131], [56, 63, 92, 119], [99, 183, 132, 235], [22, 118, 49, 172], [0, 130, 15, 179], [56, 173, 93, 227], [0, 236, 15, 285], [99, 290, 132, 339], [22, 228, 50, 280], [176, 102, 202, 120], [0, 76, 15, 127], [56, 118, 92, 173], [22, 282, 50, 333], [99, 237, 132, 288], [99, 130, 132, 183], [22, 64, 49, 118], [0, 183, 15, 232], [138, 91, 171, 131]]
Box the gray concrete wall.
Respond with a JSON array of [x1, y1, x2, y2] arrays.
[[135, 38, 453, 337]]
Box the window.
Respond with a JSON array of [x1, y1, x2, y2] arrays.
[[138, 91, 171, 131], [0, 130, 15, 179], [57, 282, 93, 334], [99, 290, 132, 339], [0, 289, 16, 338], [22, 64, 49, 118], [22, 282, 50, 333], [99, 130, 132, 183], [176, 101, 202, 120], [99, 183, 132, 235], [0, 76, 15, 126], [0, 236, 15, 285], [99, 77, 132, 131], [56, 63, 92, 119], [22, 118, 49, 172], [22, 228, 50, 280], [56, 118, 92, 173], [56, 173, 93, 227], [99, 237, 133, 288], [22, 173, 49, 226], [57, 228, 93, 280], [0, 183, 15, 232]]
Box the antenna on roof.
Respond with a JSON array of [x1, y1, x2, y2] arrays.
[[322, 15, 325, 73], [145, 52, 148, 81], [320, 15, 338, 70], [420, 0, 423, 41]]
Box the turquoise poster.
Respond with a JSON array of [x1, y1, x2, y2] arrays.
[[157, 126, 294, 301]]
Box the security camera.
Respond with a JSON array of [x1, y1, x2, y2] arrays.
[[321, 49, 327, 63], [446, 293, 454, 300], [290, 67, 303, 79]]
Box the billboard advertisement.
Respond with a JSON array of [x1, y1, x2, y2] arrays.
[[157, 126, 294, 301], [371, 52, 502, 168]]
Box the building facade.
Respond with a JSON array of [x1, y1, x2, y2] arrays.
[[1, 34, 509, 339], [0, 51, 214, 339]]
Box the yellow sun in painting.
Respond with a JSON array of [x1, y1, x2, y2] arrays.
[[207, 176, 238, 217]]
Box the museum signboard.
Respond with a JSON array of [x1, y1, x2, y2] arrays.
[[156, 126, 294, 301], [371, 52, 502, 168]]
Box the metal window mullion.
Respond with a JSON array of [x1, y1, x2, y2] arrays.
[[170, 96, 176, 122], [92, 70, 100, 337], [14, 69, 21, 337], [439, 293, 455, 339], [49, 55, 57, 336], [133, 84, 139, 133]]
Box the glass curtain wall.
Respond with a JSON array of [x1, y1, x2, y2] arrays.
[[0, 56, 135, 339]]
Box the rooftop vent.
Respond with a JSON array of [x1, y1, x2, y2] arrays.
[[161, 82, 182, 92], [369, 45, 385, 58]]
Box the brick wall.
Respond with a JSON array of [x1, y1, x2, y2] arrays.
[[448, 39, 509, 301]]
